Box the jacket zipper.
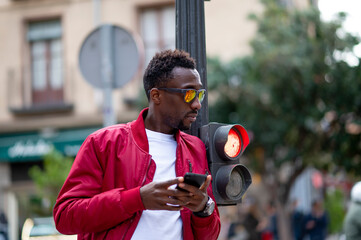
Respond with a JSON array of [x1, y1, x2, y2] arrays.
[[188, 160, 209, 175], [188, 160, 193, 173], [121, 218, 134, 240], [121, 156, 152, 240], [142, 156, 153, 185]]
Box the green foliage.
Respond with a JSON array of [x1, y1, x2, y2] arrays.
[[29, 150, 73, 215], [207, 0, 361, 179], [325, 189, 346, 233]]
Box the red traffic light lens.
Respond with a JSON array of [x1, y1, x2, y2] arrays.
[[224, 128, 241, 158]]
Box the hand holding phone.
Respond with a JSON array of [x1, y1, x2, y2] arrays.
[[180, 172, 207, 188], [177, 173, 213, 213]]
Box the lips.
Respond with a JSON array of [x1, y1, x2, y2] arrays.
[[186, 113, 198, 122]]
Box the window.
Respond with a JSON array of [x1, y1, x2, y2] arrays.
[[139, 6, 175, 65], [27, 20, 63, 105]]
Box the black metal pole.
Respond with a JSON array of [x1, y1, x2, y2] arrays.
[[176, 0, 209, 137]]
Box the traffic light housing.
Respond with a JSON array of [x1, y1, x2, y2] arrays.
[[200, 123, 252, 205]]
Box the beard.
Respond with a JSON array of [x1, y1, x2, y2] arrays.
[[177, 121, 190, 131], [164, 115, 190, 131]]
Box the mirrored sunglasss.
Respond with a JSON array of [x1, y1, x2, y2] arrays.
[[157, 88, 206, 103]]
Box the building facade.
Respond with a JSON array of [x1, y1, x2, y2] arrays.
[[0, 0, 263, 238]]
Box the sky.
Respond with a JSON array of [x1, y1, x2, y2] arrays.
[[318, 0, 361, 62]]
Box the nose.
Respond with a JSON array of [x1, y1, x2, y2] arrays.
[[190, 96, 202, 111]]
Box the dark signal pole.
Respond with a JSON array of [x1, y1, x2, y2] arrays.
[[176, 0, 253, 206], [176, 0, 209, 137]]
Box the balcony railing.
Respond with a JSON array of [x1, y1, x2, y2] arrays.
[[6, 65, 75, 116]]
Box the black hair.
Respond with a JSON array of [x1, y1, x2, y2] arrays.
[[143, 49, 196, 100]]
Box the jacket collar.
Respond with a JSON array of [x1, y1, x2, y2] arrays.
[[130, 108, 182, 153]]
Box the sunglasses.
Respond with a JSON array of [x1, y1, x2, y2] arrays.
[[157, 88, 206, 103]]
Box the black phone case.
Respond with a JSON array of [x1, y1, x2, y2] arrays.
[[183, 173, 207, 188]]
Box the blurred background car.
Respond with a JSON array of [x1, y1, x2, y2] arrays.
[[21, 217, 76, 240]]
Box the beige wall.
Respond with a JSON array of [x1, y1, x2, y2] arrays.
[[0, 0, 262, 133], [205, 0, 263, 61]]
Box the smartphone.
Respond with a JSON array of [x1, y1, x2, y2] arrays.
[[182, 172, 207, 188]]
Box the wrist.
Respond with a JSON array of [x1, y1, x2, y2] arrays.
[[193, 197, 215, 217]]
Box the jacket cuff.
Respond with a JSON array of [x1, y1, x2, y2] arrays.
[[191, 211, 216, 228], [121, 186, 145, 214]]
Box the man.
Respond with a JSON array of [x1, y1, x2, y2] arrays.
[[303, 200, 329, 240], [53, 49, 221, 240], [290, 199, 304, 240], [344, 181, 361, 240]]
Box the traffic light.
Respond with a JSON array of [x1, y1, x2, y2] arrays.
[[200, 123, 252, 205]]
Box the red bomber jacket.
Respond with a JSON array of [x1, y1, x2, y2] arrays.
[[53, 108, 220, 240]]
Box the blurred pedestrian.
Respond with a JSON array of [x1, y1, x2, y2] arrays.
[[0, 210, 8, 240], [343, 181, 361, 240], [290, 199, 304, 240], [242, 201, 262, 240], [258, 201, 278, 240], [303, 199, 329, 240]]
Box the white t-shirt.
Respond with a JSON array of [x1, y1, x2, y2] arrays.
[[131, 129, 183, 240]]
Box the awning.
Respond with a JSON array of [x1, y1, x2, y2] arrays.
[[0, 127, 100, 162]]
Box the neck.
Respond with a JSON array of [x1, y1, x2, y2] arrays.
[[144, 107, 174, 134]]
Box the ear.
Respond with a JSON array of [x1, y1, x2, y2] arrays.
[[149, 88, 161, 105]]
